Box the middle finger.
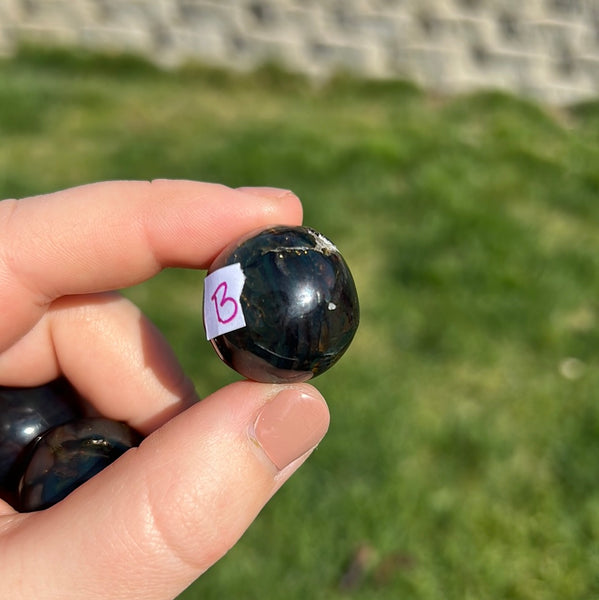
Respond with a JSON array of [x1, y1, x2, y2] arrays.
[[0, 292, 198, 434]]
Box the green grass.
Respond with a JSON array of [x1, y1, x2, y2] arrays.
[[3, 45, 599, 599]]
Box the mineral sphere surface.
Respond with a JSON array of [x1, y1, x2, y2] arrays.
[[204, 225, 360, 382], [0, 379, 82, 499], [17, 417, 142, 512]]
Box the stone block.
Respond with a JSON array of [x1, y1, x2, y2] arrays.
[[407, 2, 456, 44], [282, 6, 325, 40], [544, 0, 586, 17], [0, 26, 15, 55], [534, 19, 584, 52], [366, 0, 412, 9], [163, 25, 230, 66], [12, 23, 79, 47], [579, 22, 599, 53], [242, 0, 286, 28], [234, 34, 313, 72], [479, 48, 546, 90], [307, 38, 387, 77], [90, 0, 174, 35], [12, 0, 93, 29], [489, 9, 544, 51], [578, 55, 599, 84], [0, 0, 24, 23], [176, 1, 243, 29], [394, 44, 461, 90], [238, 5, 313, 47], [343, 10, 410, 44], [80, 24, 156, 55], [444, 14, 495, 46], [530, 80, 596, 103]]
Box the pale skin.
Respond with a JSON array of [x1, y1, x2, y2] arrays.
[[0, 180, 330, 599]]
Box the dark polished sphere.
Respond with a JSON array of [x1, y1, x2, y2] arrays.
[[206, 226, 360, 383], [0, 379, 82, 500], [17, 417, 142, 512]]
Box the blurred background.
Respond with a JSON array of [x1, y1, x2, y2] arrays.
[[3, 0, 599, 104], [2, 1, 599, 599]]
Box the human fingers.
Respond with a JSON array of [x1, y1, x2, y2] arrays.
[[0, 381, 330, 600], [0, 180, 302, 351], [0, 292, 198, 434]]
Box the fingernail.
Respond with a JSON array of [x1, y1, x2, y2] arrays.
[[237, 186, 298, 201], [250, 389, 329, 471]]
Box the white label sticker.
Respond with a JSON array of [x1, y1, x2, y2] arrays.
[[204, 263, 247, 340]]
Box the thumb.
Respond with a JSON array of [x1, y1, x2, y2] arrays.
[[0, 381, 330, 600]]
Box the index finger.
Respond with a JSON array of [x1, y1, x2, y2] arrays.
[[0, 179, 303, 349]]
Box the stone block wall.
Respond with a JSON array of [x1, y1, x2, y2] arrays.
[[1, 0, 599, 104]]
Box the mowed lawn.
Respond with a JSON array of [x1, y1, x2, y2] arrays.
[[2, 47, 599, 599]]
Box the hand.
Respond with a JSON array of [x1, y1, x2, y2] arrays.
[[0, 180, 330, 599]]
